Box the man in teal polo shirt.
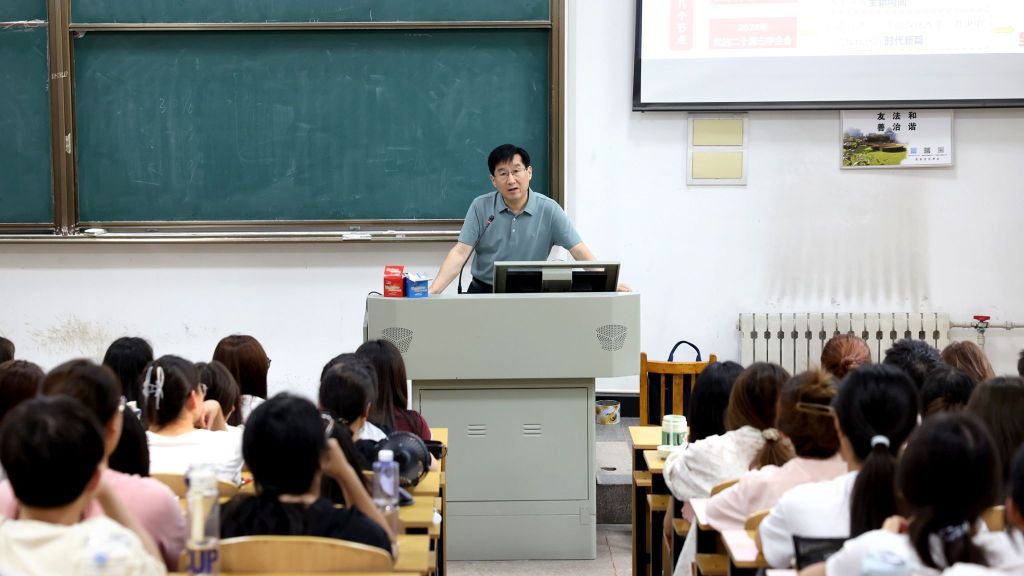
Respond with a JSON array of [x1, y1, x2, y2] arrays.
[[429, 144, 612, 294]]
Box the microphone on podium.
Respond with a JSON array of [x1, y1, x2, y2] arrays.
[[457, 214, 494, 294]]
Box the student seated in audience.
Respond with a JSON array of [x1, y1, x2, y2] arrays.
[[967, 376, 1024, 483], [0, 359, 185, 569], [0, 397, 165, 575], [803, 413, 1024, 575], [320, 353, 388, 442], [318, 363, 375, 504], [109, 408, 151, 478], [883, 338, 943, 390], [220, 393, 393, 553], [685, 360, 744, 443], [143, 355, 244, 485], [213, 334, 270, 425], [103, 336, 154, 409], [759, 364, 919, 568], [196, 360, 241, 427], [0, 337, 14, 363], [820, 334, 871, 379], [706, 369, 846, 532], [921, 365, 977, 419], [357, 339, 431, 440], [0, 359, 43, 481], [1018, 350, 1024, 378], [664, 362, 791, 503], [942, 340, 996, 384], [665, 362, 790, 575]]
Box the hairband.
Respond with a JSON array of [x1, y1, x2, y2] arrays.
[[142, 366, 165, 410], [870, 435, 890, 448], [762, 428, 780, 441]]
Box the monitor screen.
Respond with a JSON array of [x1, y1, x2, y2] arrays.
[[493, 261, 620, 294]]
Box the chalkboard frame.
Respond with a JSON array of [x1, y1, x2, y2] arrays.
[[0, 0, 564, 241]]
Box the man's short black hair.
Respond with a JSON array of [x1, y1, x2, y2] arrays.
[[0, 396, 104, 508], [243, 393, 324, 496], [883, 338, 942, 390], [487, 144, 531, 175], [0, 337, 14, 363]]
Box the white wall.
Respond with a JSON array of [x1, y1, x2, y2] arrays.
[[569, 0, 1024, 388], [1, 1, 1022, 398]]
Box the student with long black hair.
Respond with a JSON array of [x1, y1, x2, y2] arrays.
[[356, 339, 431, 440], [760, 364, 919, 568], [804, 413, 1023, 575]]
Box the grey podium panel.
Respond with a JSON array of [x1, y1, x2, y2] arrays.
[[420, 386, 589, 502], [365, 293, 640, 380]]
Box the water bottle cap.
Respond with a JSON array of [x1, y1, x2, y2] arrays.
[[378, 449, 394, 463]]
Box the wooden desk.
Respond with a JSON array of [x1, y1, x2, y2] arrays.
[[629, 426, 665, 576], [720, 529, 767, 576], [427, 428, 447, 576], [396, 533, 434, 575], [411, 471, 441, 497]]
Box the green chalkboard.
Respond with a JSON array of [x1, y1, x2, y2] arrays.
[[74, 29, 550, 222], [0, 0, 45, 21], [72, 0, 548, 24], [0, 27, 53, 225]]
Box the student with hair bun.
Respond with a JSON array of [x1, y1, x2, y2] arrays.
[[820, 334, 871, 379], [706, 370, 846, 532], [666, 362, 790, 575], [805, 413, 1023, 575], [760, 363, 919, 568], [143, 355, 244, 484]]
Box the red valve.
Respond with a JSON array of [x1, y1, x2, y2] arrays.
[[974, 315, 991, 322]]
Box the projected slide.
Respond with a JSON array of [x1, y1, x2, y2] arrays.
[[635, 0, 1024, 109]]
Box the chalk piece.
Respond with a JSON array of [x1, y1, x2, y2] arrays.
[[83, 228, 107, 235], [691, 152, 743, 179], [692, 119, 744, 146]]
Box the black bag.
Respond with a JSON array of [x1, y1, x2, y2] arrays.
[[645, 340, 703, 425]]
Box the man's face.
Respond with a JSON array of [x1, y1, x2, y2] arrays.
[[490, 154, 532, 208]]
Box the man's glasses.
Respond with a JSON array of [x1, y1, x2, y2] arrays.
[[494, 168, 526, 180]]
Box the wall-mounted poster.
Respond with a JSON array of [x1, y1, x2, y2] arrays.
[[840, 109, 953, 169]]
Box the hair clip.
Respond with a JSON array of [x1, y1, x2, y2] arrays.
[[870, 434, 890, 448], [795, 401, 835, 417], [762, 428, 780, 441], [142, 366, 165, 410], [938, 521, 970, 543]]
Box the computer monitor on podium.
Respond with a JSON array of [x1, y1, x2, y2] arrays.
[[492, 261, 619, 293]]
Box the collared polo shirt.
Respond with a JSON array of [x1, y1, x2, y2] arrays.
[[458, 189, 582, 285]]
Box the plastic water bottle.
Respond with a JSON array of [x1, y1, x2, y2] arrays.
[[185, 464, 220, 576], [372, 449, 400, 535]]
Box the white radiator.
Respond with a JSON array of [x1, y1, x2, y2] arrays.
[[738, 313, 951, 374]]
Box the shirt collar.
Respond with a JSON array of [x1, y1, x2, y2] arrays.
[[497, 189, 536, 216]]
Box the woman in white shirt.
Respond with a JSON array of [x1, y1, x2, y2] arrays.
[[143, 355, 244, 485], [706, 369, 847, 532], [665, 362, 790, 576], [213, 334, 270, 425], [803, 413, 1024, 575], [663, 362, 791, 503], [759, 363, 919, 568]]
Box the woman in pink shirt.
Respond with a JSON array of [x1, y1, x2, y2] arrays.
[[706, 369, 847, 532]]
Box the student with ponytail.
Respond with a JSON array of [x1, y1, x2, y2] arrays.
[[664, 362, 789, 576], [808, 413, 1023, 575], [759, 363, 919, 568], [143, 355, 244, 484], [706, 370, 846, 532]]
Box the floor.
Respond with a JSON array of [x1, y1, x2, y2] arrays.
[[447, 418, 639, 576], [447, 524, 632, 576]]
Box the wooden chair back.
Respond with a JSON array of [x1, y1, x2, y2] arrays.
[[710, 478, 739, 496], [216, 535, 393, 572], [152, 473, 239, 499], [981, 505, 1005, 531], [640, 352, 717, 426], [744, 509, 770, 532]]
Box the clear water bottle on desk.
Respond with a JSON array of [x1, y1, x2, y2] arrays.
[[186, 464, 221, 576], [372, 449, 400, 536]]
